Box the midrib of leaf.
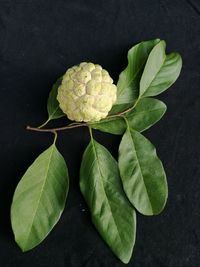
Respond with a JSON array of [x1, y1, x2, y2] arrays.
[[90, 137, 122, 243], [118, 56, 147, 98], [49, 105, 60, 120], [24, 143, 55, 248], [127, 107, 164, 118], [140, 54, 166, 97], [125, 120, 153, 213]]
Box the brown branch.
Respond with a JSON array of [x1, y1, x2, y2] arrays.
[[26, 122, 88, 133], [26, 99, 140, 133]]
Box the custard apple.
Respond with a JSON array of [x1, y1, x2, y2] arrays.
[[57, 62, 117, 122]]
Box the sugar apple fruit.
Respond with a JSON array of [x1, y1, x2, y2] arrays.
[[57, 62, 117, 122]]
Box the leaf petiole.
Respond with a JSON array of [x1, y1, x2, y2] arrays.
[[88, 126, 93, 140], [37, 118, 51, 129]]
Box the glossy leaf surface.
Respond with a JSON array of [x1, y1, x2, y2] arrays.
[[119, 127, 168, 215], [126, 98, 167, 132], [140, 41, 182, 97], [47, 77, 65, 120], [11, 141, 69, 251], [80, 138, 136, 263], [90, 116, 125, 135], [111, 39, 160, 113], [90, 98, 166, 135]]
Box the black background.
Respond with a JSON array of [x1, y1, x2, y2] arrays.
[[0, 1, 199, 266]]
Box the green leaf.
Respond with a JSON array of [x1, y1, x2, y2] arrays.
[[47, 77, 65, 120], [90, 98, 166, 135], [80, 137, 136, 264], [140, 41, 182, 97], [126, 98, 167, 132], [11, 138, 69, 252], [111, 38, 160, 114], [118, 126, 168, 215], [90, 116, 125, 135], [109, 103, 131, 115]]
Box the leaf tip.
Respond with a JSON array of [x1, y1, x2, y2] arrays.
[[118, 250, 133, 264]]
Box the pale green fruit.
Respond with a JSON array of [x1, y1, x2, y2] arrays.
[[57, 62, 117, 122]]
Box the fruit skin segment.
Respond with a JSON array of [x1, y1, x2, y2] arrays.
[[57, 62, 117, 122]]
